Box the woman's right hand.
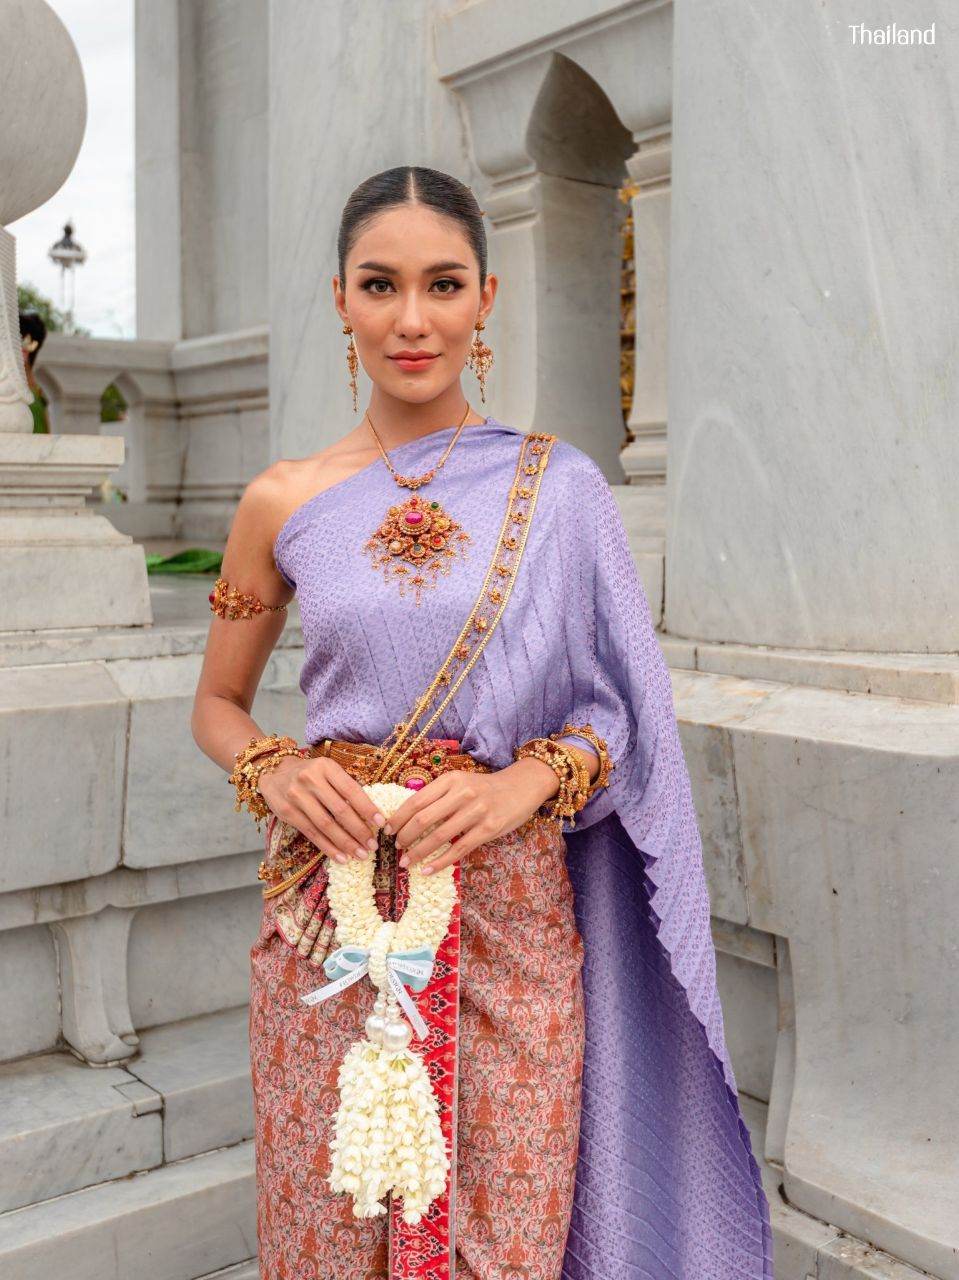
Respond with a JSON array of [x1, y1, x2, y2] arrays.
[[256, 755, 386, 863]]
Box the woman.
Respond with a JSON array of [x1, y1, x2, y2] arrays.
[[19, 310, 50, 433], [192, 166, 773, 1280]]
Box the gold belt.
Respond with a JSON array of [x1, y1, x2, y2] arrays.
[[258, 735, 493, 897], [307, 735, 492, 787]]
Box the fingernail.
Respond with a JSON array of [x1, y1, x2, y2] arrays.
[[422, 863, 434, 875], [399, 855, 409, 867], [373, 812, 386, 827], [366, 837, 378, 851], [355, 846, 368, 859], [383, 822, 392, 835]]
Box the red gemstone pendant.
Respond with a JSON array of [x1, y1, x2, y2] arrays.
[[363, 493, 471, 605]]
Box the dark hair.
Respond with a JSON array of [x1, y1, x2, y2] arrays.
[[19, 310, 47, 367], [337, 166, 487, 289]]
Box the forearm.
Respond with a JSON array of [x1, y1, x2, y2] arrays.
[[507, 741, 600, 809], [191, 693, 280, 775]]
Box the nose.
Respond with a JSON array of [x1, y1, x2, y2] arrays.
[[394, 290, 430, 337]]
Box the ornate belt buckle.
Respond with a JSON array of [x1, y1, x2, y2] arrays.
[[395, 738, 455, 791]]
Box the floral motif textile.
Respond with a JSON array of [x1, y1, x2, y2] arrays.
[[249, 812, 585, 1279]]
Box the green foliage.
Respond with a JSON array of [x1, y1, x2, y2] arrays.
[[17, 282, 91, 336], [101, 382, 127, 422], [145, 549, 224, 575]]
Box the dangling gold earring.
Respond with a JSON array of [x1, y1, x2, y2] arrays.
[[343, 321, 359, 413], [466, 320, 493, 403]]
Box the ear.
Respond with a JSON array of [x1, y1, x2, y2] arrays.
[[332, 275, 348, 322]]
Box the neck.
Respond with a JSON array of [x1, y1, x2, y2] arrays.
[[363, 388, 486, 448]]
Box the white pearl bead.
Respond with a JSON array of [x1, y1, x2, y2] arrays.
[[365, 1012, 386, 1043], [382, 1018, 412, 1050]]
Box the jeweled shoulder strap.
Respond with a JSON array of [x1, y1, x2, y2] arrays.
[[370, 430, 558, 785]]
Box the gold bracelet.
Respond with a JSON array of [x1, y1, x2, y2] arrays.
[[513, 737, 592, 825], [228, 733, 306, 828], [549, 723, 614, 797]]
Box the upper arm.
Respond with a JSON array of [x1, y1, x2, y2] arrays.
[[193, 463, 295, 713]]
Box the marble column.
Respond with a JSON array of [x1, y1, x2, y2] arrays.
[[0, 0, 151, 631]]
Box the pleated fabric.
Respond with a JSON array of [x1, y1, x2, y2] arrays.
[[273, 417, 774, 1278]]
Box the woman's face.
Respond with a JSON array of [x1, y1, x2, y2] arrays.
[[335, 203, 496, 406]]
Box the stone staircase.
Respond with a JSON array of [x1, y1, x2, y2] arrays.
[[0, 1007, 260, 1279]]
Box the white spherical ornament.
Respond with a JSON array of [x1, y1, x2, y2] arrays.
[[382, 1018, 412, 1050], [365, 1011, 387, 1043]]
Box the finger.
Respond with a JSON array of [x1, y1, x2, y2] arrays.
[[289, 783, 373, 862], [309, 773, 380, 858], [284, 801, 352, 864], [327, 764, 388, 834], [401, 802, 482, 867], [382, 793, 428, 841], [382, 774, 449, 839], [394, 788, 463, 861], [417, 827, 484, 875]]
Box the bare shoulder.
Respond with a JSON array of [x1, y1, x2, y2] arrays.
[[270, 434, 380, 508], [221, 461, 304, 585]]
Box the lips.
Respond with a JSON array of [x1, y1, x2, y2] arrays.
[[390, 352, 439, 371]]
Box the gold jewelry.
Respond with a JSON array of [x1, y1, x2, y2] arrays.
[[550, 723, 614, 797], [258, 736, 499, 898], [369, 432, 558, 787], [465, 320, 493, 402], [228, 733, 307, 829], [343, 322, 359, 412], [513, 736, 592, 827], [209, 577, 287, 619], [361, 403, 475, 604]]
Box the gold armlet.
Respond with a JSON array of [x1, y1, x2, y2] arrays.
[[209, 576, 288, 620]]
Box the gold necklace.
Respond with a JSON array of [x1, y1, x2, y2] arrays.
[[362, 403, 475, 605]]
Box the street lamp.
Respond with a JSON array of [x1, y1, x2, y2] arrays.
[[48, 220, 86, 332]]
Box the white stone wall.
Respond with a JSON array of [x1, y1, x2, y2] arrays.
[[666, 0, 958, 652], [136, 0, 269, 340]]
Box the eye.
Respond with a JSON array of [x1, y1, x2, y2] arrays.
[[431, 278, 463, 294], [359, 277, 464, 295]]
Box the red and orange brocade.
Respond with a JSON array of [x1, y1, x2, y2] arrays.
[[249, 805, 585, 1280]]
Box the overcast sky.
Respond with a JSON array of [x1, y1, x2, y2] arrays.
[[10, 0, 135, 338]]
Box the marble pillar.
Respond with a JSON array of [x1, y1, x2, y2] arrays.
[[0, 0, 151, 631]]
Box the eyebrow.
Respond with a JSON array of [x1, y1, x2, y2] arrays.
[[355, 260, 470, 274]]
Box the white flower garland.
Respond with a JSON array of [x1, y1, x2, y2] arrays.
[[300, 781, 458, 1224]]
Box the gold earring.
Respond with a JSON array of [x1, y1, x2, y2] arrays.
[[343, 322, 359, 413], [466, 320, 493, 403]]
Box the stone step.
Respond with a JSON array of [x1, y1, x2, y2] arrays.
[[195, 1261, 259, 1280], [128, 1005, 254, 1163], [0, 1006, 253, 1212], [0, 1052, 163, 1214], [0, 1138, 256, 1280]]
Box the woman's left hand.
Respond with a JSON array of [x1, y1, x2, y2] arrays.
[[382, 759, 557, 874]]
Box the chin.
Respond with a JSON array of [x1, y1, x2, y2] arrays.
[[389, 381, 443, 403]]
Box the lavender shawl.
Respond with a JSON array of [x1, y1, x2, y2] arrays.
[[273, 417, 774, 1279]]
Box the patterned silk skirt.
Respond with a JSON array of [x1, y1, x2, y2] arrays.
[[249, 810, 586, 1280]]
